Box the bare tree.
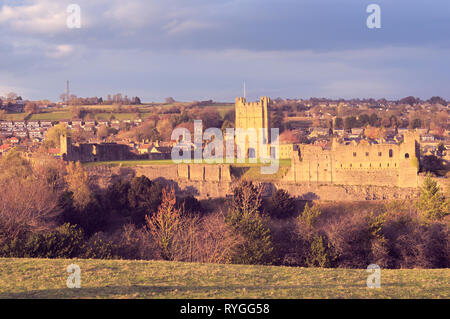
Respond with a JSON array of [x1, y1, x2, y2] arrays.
[[0, 178, 61, 245], [173, 211, 243, 264]]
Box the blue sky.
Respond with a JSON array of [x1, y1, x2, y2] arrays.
[[0, 0, 449, 102]]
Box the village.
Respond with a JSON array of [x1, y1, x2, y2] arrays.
[[0, 95, 448, 173]]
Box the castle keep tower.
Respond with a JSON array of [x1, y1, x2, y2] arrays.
[[235, 96, 270, 158], [60, 133, 72, 161]]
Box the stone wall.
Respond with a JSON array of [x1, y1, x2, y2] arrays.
[[86, 164, 420, 201], [284, 132, 420, 188]]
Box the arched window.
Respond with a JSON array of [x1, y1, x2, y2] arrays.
[[389, 149, 393, 158], [353, 152, 357, 157], [405, 153, 409, 158]]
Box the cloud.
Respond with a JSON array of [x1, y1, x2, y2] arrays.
[[163, 20, 212, 35], [46, 44, 74, 58], [0, 1, 67, 34], [0, 0, 449, 101]]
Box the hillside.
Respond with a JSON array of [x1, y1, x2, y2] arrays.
[[0, 258, 448, 299]]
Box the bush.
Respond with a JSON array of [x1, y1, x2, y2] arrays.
[[60, 191, 108, 235], [227, 208, 274, 265], [306, 235, 334, 268], [112, 223, 159, 260], [325, 214, 373, 268], [178, 196, 203, 215], [103, 179, 131, 215], [81, 232, 115, 259], [268, 189, 296, 219], [1, 223, 83, 258], [226, 182, 273, 264], [172, 212, 243, 264], [416, 174, 449, 221], [145, 187, 182, 260], [299, 203, 322, 228], [128, 176, 162, 224]]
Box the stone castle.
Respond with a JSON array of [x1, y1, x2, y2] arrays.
[[235, 96, 420, 188], [62, 96, 422, 192], [284, 133, 419, 188], [235, 96, 271, 158], [60, 134, 143, 162]]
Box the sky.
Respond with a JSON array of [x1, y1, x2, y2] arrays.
[[0, 0, 449, 102]]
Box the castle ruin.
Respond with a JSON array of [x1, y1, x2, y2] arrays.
[[235, 96, 271, 158], [236, 96, 421, 188], [60, 134, 143, 162]]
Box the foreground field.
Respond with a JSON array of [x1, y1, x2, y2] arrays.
[[0, 258, 448, 299]]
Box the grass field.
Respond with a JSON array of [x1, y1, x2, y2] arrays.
[[1, 103, 234, 123], [0, 258, 448, 299], [83, 159, 291, 168]]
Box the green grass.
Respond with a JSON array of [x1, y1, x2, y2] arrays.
[[94, 113, 140, 121], [0, 258, 448, 299], [3, 113, 27, 121], [83, 159, 291, 169], [1, 102, 233, 123], [28, 111, 72, 121], [83, 159, 177, 167]]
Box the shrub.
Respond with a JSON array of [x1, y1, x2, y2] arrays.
[[226, 181, 273, 265], [103, 179, 131, 215], [145, 187, 182, 260], [60, 192, 108, 235], [230, 181, 263, 216], [299, 203, 322, 228], [0, 178, 61, 245], [173, 212, 243, 264], [178, 196, 203, 215], [113, 223, 159, 260], [325, 214, 373, 268], [1, 223, 83, 258], [306, 235, 334, 268], [268, 189, 296, 219], [416, 174, 449, 221], [65, 162, 93, 210], [81, 232, 115, 259], [268, 217, 303, 266], [128, 176, 162, 224]]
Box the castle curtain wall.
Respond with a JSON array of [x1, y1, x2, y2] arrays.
[[288, 134, 419, 188]]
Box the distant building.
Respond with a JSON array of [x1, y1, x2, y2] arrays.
[[60, 134, 145, 162]]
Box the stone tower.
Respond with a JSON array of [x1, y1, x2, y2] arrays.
[[60, 133, 72, 161], [398, 131, 420, 187], [235, 96, 270, 158]]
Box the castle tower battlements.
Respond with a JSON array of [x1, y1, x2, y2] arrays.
[[235, 96, 271, 158]]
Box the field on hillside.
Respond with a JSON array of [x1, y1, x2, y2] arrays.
[[1, 103, 234, 122], [0, 258, 448, 299]]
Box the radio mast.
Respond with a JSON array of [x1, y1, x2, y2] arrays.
[[66, 80, 70, 104]]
